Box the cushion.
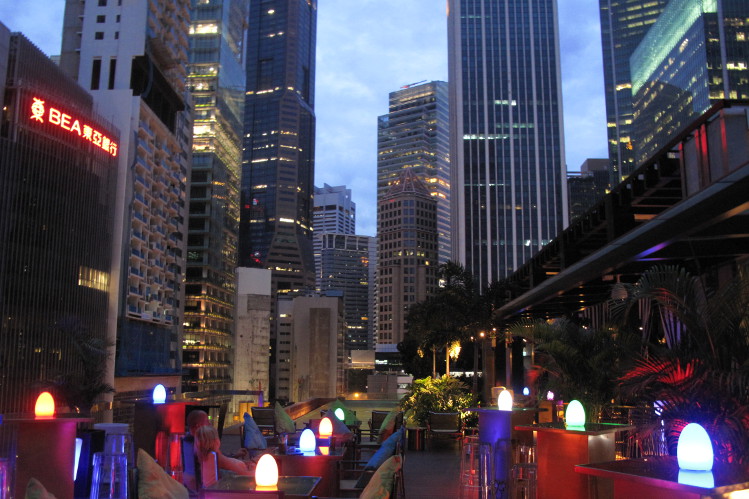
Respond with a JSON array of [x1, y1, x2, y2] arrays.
[[324, 410, 353, 437], [274, 401, 296, 434], [243, 412, 267, 450], [378, 409, 399, 443], [25, 478, 56, 499], [329, 399, 357, 424], [364, 427, 402, 471], [137, 448, 189, 499], [359, 455, 402, 499]]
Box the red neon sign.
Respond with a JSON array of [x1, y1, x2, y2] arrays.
[[30, 97, 118, 157]]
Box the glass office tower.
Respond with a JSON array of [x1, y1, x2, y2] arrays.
[[631, 0, 749, 165], [599, 0, 670, 184], [377, 81, 451, 265], [0, 27, 117, 413], [240, 0, 316, 293], [241, 0, 317, 397], [183, 0, 248, 393], [448, 0, 568, 289]]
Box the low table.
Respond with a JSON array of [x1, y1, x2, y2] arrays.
[[273, 447, 345, 496], [202, 475, 321, 498], [576, 456, 749, 499], [515, 422, 634, 499]]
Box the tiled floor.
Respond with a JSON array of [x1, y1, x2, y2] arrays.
[[404, 438, 462, 499]]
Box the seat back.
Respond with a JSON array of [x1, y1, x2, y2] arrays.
[[251, 407, 276, 435], [428, 412, 461, 432], [370, 410, 390, 430]]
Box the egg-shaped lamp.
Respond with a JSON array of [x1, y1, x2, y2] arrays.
[[522, 387, 530, 396], [319, 417, 333, 438], [34, 391, 55, 418], [299, 428, 316, 453], [497, 389, 513, 411], [565, 400, 585, 428], [255, 454, 279, 489], [677, 423, 713, 471], [152, 384, 167, 404], [546, 391, 555, 401], [334, 408, 345, 421]]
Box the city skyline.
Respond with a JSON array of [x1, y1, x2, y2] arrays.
[[0, 0, 608, 237]]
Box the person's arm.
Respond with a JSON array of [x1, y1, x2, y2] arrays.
[[217, 452, 254, 475]]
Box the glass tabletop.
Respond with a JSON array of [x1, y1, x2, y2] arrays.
[[207, 475, 321, 496]]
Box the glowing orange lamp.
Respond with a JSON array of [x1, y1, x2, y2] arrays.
[[319, 417, 333, 438], [34, 391, 55, 419], [255, 454, 279, 490]]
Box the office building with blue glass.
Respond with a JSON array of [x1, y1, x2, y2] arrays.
[[599, 0, 670, 184], [448, 0, 568, 288], [630, 0, 749, 165], [183, 0, 249, 393]]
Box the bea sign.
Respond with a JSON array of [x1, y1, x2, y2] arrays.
[[30, 97, 118, 157]]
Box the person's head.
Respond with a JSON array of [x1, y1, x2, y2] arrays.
[[187, 410, 210, 437], [193, 425, 220, 459]]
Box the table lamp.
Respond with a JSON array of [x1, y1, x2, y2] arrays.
[[497, 390, 513, 411], [255, 454, 279, 490], [565, 400, 585, 429]]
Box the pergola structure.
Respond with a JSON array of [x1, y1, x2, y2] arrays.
[[495, 101, 749, 322]]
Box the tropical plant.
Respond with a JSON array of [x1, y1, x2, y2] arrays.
[[612, 264, 749, 464], [400, 375, 477, 427], [46, 318, 115, 413], [508, 317, 631, 421]]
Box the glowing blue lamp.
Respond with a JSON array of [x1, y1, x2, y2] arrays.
[[565, 400, 585, 428], [334, 408, 345, 421], [299, 429, 316, 453], [152, 384, 167, 404], [497, 389, 513, 411], [522, 387, 530, 396], [677, 423, 713, 471]]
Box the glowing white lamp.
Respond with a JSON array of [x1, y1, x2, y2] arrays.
[[522, 387, 530, 396], [334, 408, 345, 421], [255, 454, 279, 489], [319, 417, 333, 438], [677, 423, 713, 471], [565, 400, 585, 428], [546, 391, 555, 401], [34, 392, 55, 419], [299, 429, 316, 453], [497, 389, 513, 411], [678, 469, 715, 488], [152, 384, 167, 404]]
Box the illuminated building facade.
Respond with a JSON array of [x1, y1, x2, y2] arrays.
[[0, 26, 117, 413], [312, 185, 374, 352], [241, 0, 317, 397], [60, 0, 192, 398], [182, 0, 249, 393], [631, 0, 749, 165], [599, 0, 669, 184], [376, 169, 438, 346], [377, 81, 451, 265], [316, 234, 376, 352], [448, 0, 568, 288]]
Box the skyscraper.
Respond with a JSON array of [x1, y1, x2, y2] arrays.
[[599, 0, 670, 184], [60, 0, 192, 399], [377, 81, 451, 265], [630, 0, 749, 164], [448, 0, 568, 288], [240, 0, 317, 398], [312, 184, 374, 352], [182, 0, 249, 393], [0, 26, 117, 413], [317, 234, 376, 351], [377, 169, 438, 346]]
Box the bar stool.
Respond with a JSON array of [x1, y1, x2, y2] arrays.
[[459, 436, 494, 499], [511, 444, 536, 499]]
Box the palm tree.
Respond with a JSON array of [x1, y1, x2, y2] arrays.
[[508, 317, 628, 420], [612, 264, 749, 464]]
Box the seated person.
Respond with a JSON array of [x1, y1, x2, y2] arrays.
[[194, 425, 254, 477]]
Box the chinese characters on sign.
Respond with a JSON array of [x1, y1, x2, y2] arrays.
[[30, 97, 118, 157]]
